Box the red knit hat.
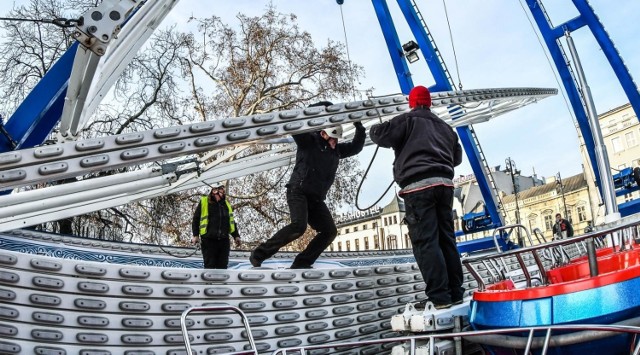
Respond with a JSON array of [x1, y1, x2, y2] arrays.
[[408, 85, 431, 108]]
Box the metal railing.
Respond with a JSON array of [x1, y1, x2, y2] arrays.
[[271, 324, 640, 355], [181, 304, 257, 355], [463, 214, 640, 291]]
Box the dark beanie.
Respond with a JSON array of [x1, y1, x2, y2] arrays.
[[408, 85, 431, 108]]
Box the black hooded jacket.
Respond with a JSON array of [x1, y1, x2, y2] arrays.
[[287, 124, 366, 200], [369, 107, 462, 188]]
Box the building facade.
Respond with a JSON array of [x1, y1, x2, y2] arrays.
[[330, 196, 409, 252], [499, 172, 593, 242]]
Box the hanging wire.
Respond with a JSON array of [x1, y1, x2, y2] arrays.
[[338, 3, 359, 101], [155, 235, 201, 258], [517, 0, 577, 124], [441, 0, 463, 90], [0, 16, 81, 28], [353, 92, 401, 211]]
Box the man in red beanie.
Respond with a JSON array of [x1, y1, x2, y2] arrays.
[[369, 85, 464, 310]]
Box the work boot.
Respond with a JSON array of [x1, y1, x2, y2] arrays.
[[433, 302, 452, 310], [289, 263, 312, 269], [249, 252, 261, 267]]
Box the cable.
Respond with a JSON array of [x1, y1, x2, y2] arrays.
[[0, 16, 81, 28], [441, 0, 463, 90], [338, 3, 358, 101], [354, 92, 401, 211], [155, 237, 201, 258], [355, 144, 395, 211], [517, 0, 577, 124]]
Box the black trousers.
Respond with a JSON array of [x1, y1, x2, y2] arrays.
[[253, 186, 337, 267], [402, 185, 464, 304], [200, 236, 230, 269]]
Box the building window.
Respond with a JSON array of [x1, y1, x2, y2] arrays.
[[345, 228, 349, 233], [329, 243, 334, 252], [354, 226, 359, 232], [355, 239, 360, 251], [387, 235, 397, 249], [338, 242, 342, 251], [626, 131, 637, 148], [372, 222, 378, 228], [393, 215, 398, 224], [528, 213, 538, 229], [364, 237, 369, 250], [544, 214, 553, 231], [577, 205, 587, 222], [611, 137, 624, 153], [346, 241, 351, 251], [374, 235, 379, 249], [384, 217, 388, 226], [404, 234, 411, 248], [363, 224, 368, 230]]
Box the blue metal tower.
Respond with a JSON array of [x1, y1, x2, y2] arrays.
[[524, 0, 640, 216]]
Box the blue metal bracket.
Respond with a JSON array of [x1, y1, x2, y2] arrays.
[[0, 42, 79, 152]]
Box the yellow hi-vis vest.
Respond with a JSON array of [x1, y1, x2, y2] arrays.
[[199, 196, 236, 236]]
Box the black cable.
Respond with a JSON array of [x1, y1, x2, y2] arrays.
[[355, 144, 395, 211], [441, 0, 463, 90], [354, 92, 401, 211], [0, 16, 81, 28]]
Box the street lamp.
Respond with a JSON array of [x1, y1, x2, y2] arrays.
[[555, 172, 569, 220], [505, 157, 523, 246]]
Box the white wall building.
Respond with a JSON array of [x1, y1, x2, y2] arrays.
[[330, 196, 409, 251]]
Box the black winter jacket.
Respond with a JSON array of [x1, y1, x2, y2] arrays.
[[288, 124, 366, 200], [369, 108, 462, 188], [191, 196, 240, 239]]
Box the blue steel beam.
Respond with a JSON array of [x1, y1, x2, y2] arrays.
[[525, 0, 640, 211], [369, 0, 504, 229], [0, 42, 79, 152], [524, 0, 603, 200], [572, 0, 640, 117], [371, 0, 414, 94], [394, 0, 450, 92]]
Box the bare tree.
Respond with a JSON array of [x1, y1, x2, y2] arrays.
[[179, 5, 365, 248], [0, 2, 366, 248]]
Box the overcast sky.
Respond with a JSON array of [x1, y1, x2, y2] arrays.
[[1, 0, 639, 208]]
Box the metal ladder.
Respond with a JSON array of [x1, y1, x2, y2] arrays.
[[181, 304, 257, 355], [409, 0, 455, 87], [410, 0, 506, 224], [469, 124, 507, 223]]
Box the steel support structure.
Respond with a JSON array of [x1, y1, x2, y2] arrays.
[[371, 0, 505, 229], [524, 0, 640, 216]]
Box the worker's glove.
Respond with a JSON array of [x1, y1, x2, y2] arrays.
[[353, 121, 364, 130], [234, 236, 241, 248]]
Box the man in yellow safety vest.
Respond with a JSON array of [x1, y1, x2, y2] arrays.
[[191, 185, 241, 269]]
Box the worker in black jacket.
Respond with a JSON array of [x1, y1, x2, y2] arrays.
[[250, 101, 366, 269], [192, 185, 240, 269], [370, 85, 464, 310]]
